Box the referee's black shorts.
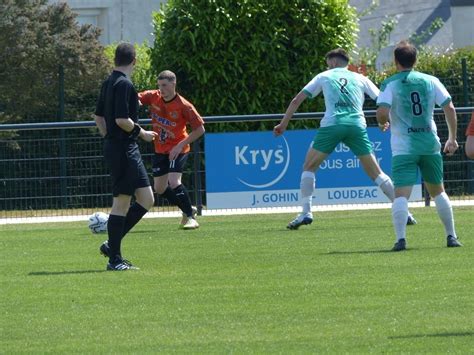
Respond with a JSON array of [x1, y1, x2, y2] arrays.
[[104, 139, 150, 197]]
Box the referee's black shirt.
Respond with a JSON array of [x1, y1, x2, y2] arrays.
[[95, 70, 139, 140]]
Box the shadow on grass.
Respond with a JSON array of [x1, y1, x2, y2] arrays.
[[327, 245, 452, 254], [127, 229, 184, 235], [322, 246, 444, 255], [389, 331, 473, 339], [324, 249, 402, 255], [28, 270, 107, 276]]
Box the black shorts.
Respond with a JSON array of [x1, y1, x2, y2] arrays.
[[152, 153, 189, 177], [104, 139, 150, 197]]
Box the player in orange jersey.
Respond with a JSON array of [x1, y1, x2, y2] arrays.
[[138, 70, 205, 229], [465, 112, 474, 159]]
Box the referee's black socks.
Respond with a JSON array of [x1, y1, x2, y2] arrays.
[[107, 214, 126, 260], [122, 202, 148, 238]]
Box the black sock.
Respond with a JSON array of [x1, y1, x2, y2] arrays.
[[173, 184, 193, 216], [160, 186, 185, 211], [107, 214, 126, 262], [122, 202, 148, 238]]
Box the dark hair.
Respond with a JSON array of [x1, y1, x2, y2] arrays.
[[394, 41, 417, 68], [157, 70, 176, 82], [114, 43, 136, 66], [325, 48, 349, 64]]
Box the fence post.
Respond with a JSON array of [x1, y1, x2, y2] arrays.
[[462, 58, 474, 194], [462, 58, 469, 106], [192, 140, 203, 215], [58, 65, 67, 208]]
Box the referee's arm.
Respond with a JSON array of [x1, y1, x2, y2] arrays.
[[94, 81, 107, 137], [115, 117, 136, 133], [116, 118, 158, 142], [94, 115, 107, 137]]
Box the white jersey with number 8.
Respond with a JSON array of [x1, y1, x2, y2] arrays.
[[377, 70, 451, 156]]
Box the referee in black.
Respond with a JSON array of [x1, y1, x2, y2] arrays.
[[94, 43, 157, 271]]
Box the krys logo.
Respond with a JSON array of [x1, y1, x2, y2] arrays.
[[234, 136, 290, 188]]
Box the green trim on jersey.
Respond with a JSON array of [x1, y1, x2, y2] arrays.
[[377, 102, 391, 108], [379, 71, 410, 91], [303, 89, 313, 98], [440, 97, 451, 107]]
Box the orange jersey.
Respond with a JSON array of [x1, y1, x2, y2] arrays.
[[466, 112, 474, 136], [138, 90, 204, 154]]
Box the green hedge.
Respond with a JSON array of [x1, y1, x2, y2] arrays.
[[104, 43, 155, 93], [367, 47, 474, 107], [149, 0, 358, 131]]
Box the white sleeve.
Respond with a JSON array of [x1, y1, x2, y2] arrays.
[[363, 76, 380, 100], [433, 78, 451, 107], [376, 83, 392, 107], [302, 74, 323, 99]]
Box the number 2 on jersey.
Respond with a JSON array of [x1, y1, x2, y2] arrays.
[[339, 78, 348, 94], [410, 91, 423, 116]]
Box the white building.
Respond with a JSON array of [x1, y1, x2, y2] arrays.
[[51, 0, 474, 52], [48, 0, 165, 45], [351, 0, 474, 67]]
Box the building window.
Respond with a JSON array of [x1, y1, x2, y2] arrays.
[[71, 8, 108, 44], [74, 9, 101, 27]]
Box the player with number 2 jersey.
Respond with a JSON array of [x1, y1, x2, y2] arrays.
[[274, 48, 416, 230]]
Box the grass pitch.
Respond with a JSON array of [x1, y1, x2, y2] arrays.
[[1, 207, 473, 353]]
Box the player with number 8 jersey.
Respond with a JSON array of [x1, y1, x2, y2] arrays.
[[376, 40, 461, 251], [377, 66, 451, 156]]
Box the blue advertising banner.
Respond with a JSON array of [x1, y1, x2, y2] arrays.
[[205, 129, 422, 208]]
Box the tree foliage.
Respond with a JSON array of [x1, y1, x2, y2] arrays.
[[356, 15, 398, 68], [104, 43, 155, 92], [367, 47, 474, 108], [0, 0, 109, 123], [150, 0, 358, 119]]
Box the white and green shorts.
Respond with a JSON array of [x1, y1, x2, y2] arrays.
[[312, 125, 373, 156], [392, 153, 443, 187]]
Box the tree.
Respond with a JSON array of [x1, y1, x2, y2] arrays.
[[0, 0, 112, 211], [0, 0, 110, 123], [104, 43, 155, 93], [367, 47, 474, 108], [353, 0, 445, 70], [150, 0, 358, 119]]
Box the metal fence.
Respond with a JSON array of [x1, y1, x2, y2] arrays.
[[1, 59, 473, 221], [1, 108, 473, 222]]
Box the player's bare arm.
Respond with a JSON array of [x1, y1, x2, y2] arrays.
[[94, 115, 107, 137], [376, 107, 390, 132], [274, 91, 307, 136], [169, 125, 205, 161], [442, 101, 458, 156]]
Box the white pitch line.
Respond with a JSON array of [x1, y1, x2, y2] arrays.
[[1, 200, 473, 225]]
